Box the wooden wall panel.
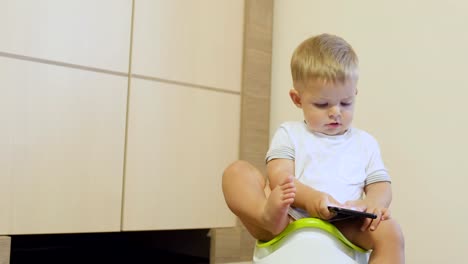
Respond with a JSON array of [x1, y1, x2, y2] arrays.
[[211, 0, 273, 263], [0, 237, 10, 264]]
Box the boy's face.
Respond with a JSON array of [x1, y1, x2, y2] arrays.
[[290, 79, 357, 136]]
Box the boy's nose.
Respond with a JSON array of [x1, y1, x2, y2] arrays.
[[328, 106, 341, 118]]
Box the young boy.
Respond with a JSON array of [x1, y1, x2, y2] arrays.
[[222, 33, 405, 263]]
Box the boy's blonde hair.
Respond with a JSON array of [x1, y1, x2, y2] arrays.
[[291, 33, 359, 86]]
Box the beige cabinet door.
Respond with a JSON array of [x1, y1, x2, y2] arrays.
[[0, 0, 132, 235], [122, 0, 243, 230], [0, 0, 132, 72], [122, 79, 239, 230], [131, 0, 244, 93], [0, 58, 128, 234]]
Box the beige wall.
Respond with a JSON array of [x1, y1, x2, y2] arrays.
[[271, 1, 468, 263]]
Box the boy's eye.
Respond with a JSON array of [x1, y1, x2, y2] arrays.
[[314, 103, 328, 108], [341, 102, 353, 106]]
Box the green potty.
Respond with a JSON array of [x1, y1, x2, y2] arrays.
[[253, 218, 370, 264]]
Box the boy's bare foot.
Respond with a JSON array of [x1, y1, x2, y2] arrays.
[[262, 176, 296, 235]]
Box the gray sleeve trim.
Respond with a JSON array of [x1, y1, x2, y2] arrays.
[[365, 169, 392, 185], [265, 148, 294, 163]]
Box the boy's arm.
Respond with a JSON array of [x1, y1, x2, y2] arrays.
[[267, 159, 339, 219], [364, 181, 392, 208], [349, 181, 392, 231]]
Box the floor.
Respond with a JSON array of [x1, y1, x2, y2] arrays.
[[9, 229, 210, 264]]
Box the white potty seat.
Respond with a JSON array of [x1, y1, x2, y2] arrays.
[[253, 218, 370, 264]]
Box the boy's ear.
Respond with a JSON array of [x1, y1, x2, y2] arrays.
[[289, 88, 302, 108]]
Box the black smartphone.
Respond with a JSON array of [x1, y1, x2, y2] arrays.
[[327, 206, 377, 221]]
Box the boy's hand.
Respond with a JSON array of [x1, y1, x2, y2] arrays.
[[305, 191, 342, 220], [344, 200, 391, 231]]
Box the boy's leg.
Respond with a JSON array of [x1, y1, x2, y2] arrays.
[[222, 160, 295, 241], [334, 218, 405, 264]]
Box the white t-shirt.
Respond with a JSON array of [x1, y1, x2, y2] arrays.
[[266, 121, 390, 205]]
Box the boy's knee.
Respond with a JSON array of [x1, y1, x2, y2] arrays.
[[382, 219, 405, 248], [222, 160, 267, 190], [223, 160, 248, 177], [224, 160, 261, 178]]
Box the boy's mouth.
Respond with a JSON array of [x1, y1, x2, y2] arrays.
[[326, 122, 341, 127]]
